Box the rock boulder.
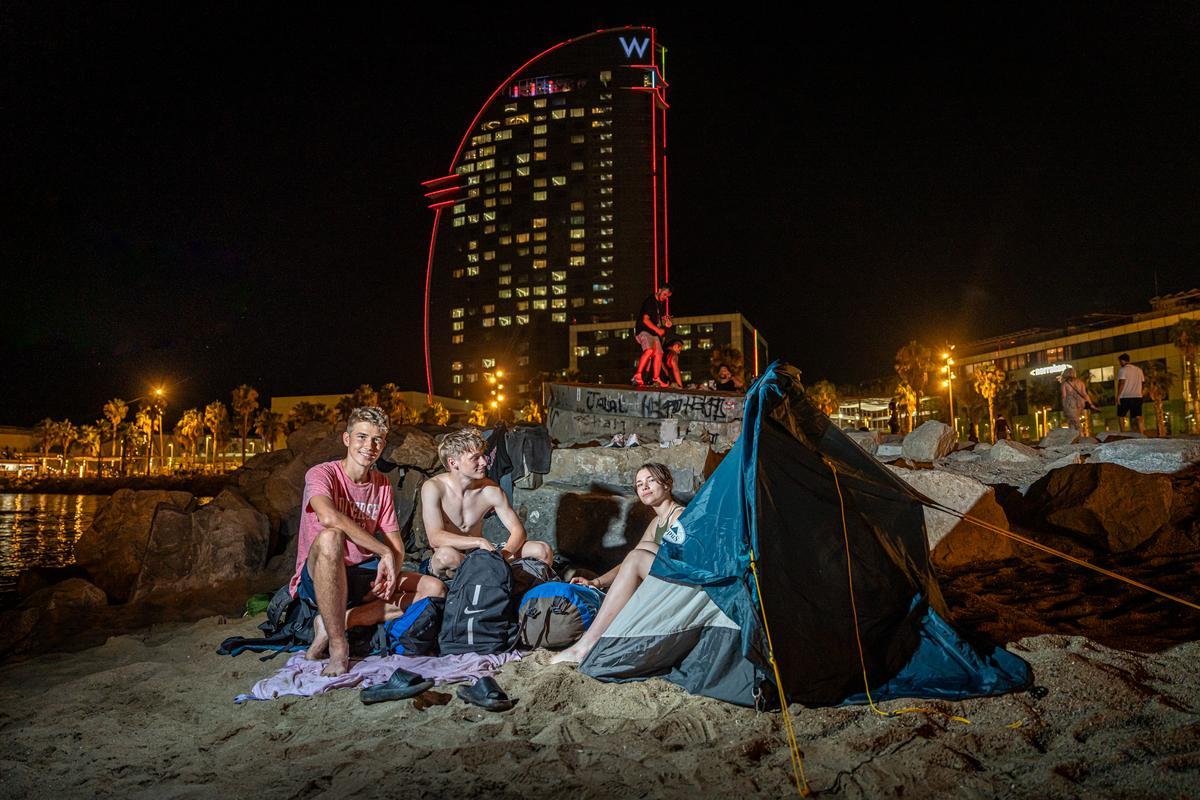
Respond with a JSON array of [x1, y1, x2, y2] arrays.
[[381, 426, 440, 472], [888, 467, 1016, 568], [544, 440, 711, 492], [902, 421, 957, 462], [845, 430, 880, 455], [1090, 438, 1200, 474], [0, 578, 108, 658], [875, 443, 904, 462], [73, 489, 196, 602], [1022, 463, 1173, 552], [985, 440, 1041, 463], [1040, 428, 1081, 448]]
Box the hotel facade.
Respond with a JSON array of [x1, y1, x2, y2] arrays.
[[422, 27, 670, 403]]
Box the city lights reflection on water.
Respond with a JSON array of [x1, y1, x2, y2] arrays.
[[0, 494, 106, 595]]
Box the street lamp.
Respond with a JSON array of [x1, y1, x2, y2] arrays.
[[941, 347, 956, 435], [153, 386, 167, 474]]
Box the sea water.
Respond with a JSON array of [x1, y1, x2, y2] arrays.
[[0, 494, 106, 595]]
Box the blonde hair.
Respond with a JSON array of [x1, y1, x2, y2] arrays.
[[347, 406, 389, 433], [438, 427, 487, 469]]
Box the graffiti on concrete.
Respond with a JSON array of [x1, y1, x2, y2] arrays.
[[584, 390, 628, 414], [639, 393, 729, 421]]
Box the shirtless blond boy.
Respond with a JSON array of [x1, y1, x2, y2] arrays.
[[420, 428, 553, 578], [294, 406, 445, 676]]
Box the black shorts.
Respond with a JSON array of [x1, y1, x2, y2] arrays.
[[1116, 397, 1144, 418], [297, 558, 379, 608]]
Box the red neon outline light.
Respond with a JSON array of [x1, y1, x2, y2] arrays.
[[651, 92, 659, 298], [425, 25, 659, 399], [662, 153, 669, 286], [423, 206, 443, 401], [423, 185, 461, 198], [427, 199, 457, 210]]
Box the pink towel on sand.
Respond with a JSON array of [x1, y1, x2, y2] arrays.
[[235, 651, 523, 703]]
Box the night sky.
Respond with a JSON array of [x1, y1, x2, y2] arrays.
[[4, 5, 1199, 426]]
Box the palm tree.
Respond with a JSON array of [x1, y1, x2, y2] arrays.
[[809, 379, 839, 418], [57, 420, 78, 471], [120, 421, 144, 477], [175, 408, 205, 468], [378, 383, 418, 427], [286, 401, 332, 432], [894, 381, 917, 433], [135, 406, 154, 475], [335, 384, 379, 422], [420, 402, 450, 426], [1026, 378, 1060, 438], [230, 384, 260, 465], [79, 424, 101, 476], [204, 401, 230, 468], [253, 409, 285, 453], [1170, 318, 1200, 432], [1143, 361, 1177, 437], [34, 417, 55, 475], [516, 399, 544, 424], [103, 398, 128, 460], [894, 341, 934, 432], [709, 345, 745, 385], [972, 362, 1007, 443], [468, 403, 490, 427], [151, 391, 168, 473]]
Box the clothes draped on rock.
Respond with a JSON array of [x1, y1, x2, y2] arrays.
[[234, 650, 523, 703]]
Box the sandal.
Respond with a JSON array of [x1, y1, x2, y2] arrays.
[[457, 676, 514, 712], [360, 667, 434, 705]]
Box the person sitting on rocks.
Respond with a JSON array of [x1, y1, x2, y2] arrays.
[[295, 406, 446, 677], [420, 428, 553, 579], [551, 462, 683, 665]]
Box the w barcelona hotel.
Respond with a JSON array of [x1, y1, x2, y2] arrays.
[[421, 27, 671, 402]]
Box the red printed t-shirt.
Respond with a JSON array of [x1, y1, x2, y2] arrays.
[[289, 459, 400, 596]]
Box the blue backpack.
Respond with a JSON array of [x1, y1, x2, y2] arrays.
[[517, 581, 603, 650], [380, 596, 445, 656]]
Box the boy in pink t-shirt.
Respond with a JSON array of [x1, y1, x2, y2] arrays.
[[296, 406, 445, 676]]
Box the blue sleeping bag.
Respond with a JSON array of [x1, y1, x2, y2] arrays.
[[517, 581, 603, 650]]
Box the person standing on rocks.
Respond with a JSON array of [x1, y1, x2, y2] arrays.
[[1060, 367, 1099, 433], [632, 284, 672, 387], [295, 406, 445, 676], [1116, 353, 1146, 434]]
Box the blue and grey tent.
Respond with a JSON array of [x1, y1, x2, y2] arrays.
[[580, 362, 1031, 707]]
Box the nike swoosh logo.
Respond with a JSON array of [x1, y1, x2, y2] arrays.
[[464, 608, 486, 615]]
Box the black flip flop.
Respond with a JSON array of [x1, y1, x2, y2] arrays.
[[457, 676, 514, 712], [360, 667, 434, 705]]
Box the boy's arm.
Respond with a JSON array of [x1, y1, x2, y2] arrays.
[[420, 480, 496, 553], [484, 485, 527, 559], [309, 494, 398, 597], [641, 313, 664, 337]]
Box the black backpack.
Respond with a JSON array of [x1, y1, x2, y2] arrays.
[[509, 556, 557, 600], [438, 549, 519, 655]]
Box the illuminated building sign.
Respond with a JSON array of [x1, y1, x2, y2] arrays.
[[509, 76, 585, 98], [619, 36, 650, 58], [1029, 363, 1073, 376]]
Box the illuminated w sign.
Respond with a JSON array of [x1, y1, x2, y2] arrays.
[[619, 36, 650, 59]]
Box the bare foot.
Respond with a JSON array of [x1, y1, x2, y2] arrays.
[[321, 640, 351, 677], [549, 645, 586, 665], [305, 615, 329, 661]]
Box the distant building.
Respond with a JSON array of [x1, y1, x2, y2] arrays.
[[568, 312, 768, 387], [953, 289, 1200, 436], [422, 26, 671, 402]]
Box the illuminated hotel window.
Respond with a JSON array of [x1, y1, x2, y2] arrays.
[[615, 329, 631, 340], [598, 173, 613, 182], [506, 114, 529, 125], [591, 106, 611, 115], [467, 266, 480, 276], [452, 308, 464, 318], [516, 153, 530, 164], [699, 338, 713, 349], [484, 198, 496, 208], [597, 241, 613, 250], [503, 102, 517, 113], [517, 246, 529, 256], [452, 361, 463, 370], [494, 129, 512, 141], [453, 217, 465, 228], [675, 324, 691, 335], [552, 312, 566, 323], [551, 270, 566, 281], [597, 159, 613, 168], [498, 276, 511, 285], [482, 358, 496, 368], [598, 132, 613, 141], [700, 324, 715, 333], [681, 339, 693, 350], [533, 245, 546, 254], [594, 297, 613, 305], [498, 289, 512, 298], [499, 316, 512, 326], [595, 329, 609, 340], [451, 374, 463, 384], [599, 228, 613, 237], [570, 215, 585, 225], [532, 299, 547, 310], [453, 203, 466, 215], [533, 178, 547, 188], [552, 175, 567, 186], [532, 217, 547, 228], [569, 107, 584, 117], [498, 198, 511, 206], [552, 298, 566, 308], [518, 356, 531, 367], [571, 161, 584, 171], [533, 258, 548, 269], [599, 269, 614, 278], [575, 346, 590, 357], [570, 201, 585, 211], [466, 372, 477, 382], [499, 182, 512, 193], [516, 165, 530, 176], [599, 73, 611, 86], [517, 301, 529, 311], [468, 213, 480, 222], [499, 235, 512, 245], [570, 134, 585, 144], [482, 318, 495, 328], [571, 297, 585, 308], [570, 243, 586, 253], [534, 151, 547, 161], [592, 283, 613, 292], [599, 146, 613, 155], [477, 158, 495, 170], [463, 149, 477, 160], [484, 224, 496, 233], [468, 240, 478, 250], [468, 252, 479, 262], [595, 345, 609, 357], [570, 228, 585, 239], [471, 133, 492, 145], [499, 169, 511, 178], [467, 175, 481, 186], [478, 145, 496, 157], [452, 269, 464, 278], [483, 249, 495, 260], [598, 199, 613, 208], [517, 314, 530, 325], [598, 187, 613, 196], [533, 286, 547, 296], [599, 213, 613, 222], [569, 256, 586, 266], [516, 233, 530, 243], [457, 162, 475, 174], [482, 304, 495, 313], [467, 188, 481, 199], [452, 321, 464, 331], [482, 120, 500, 130], [533, 231, 547, 241], [533, 137, 547, 147], [599, 255, 614, 264], [533, 190, 547, 201], [516, 286, 529, 298], [552, 284, 566, 296], [552, 109, 566, 119], [452, 334, 464, 344]]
